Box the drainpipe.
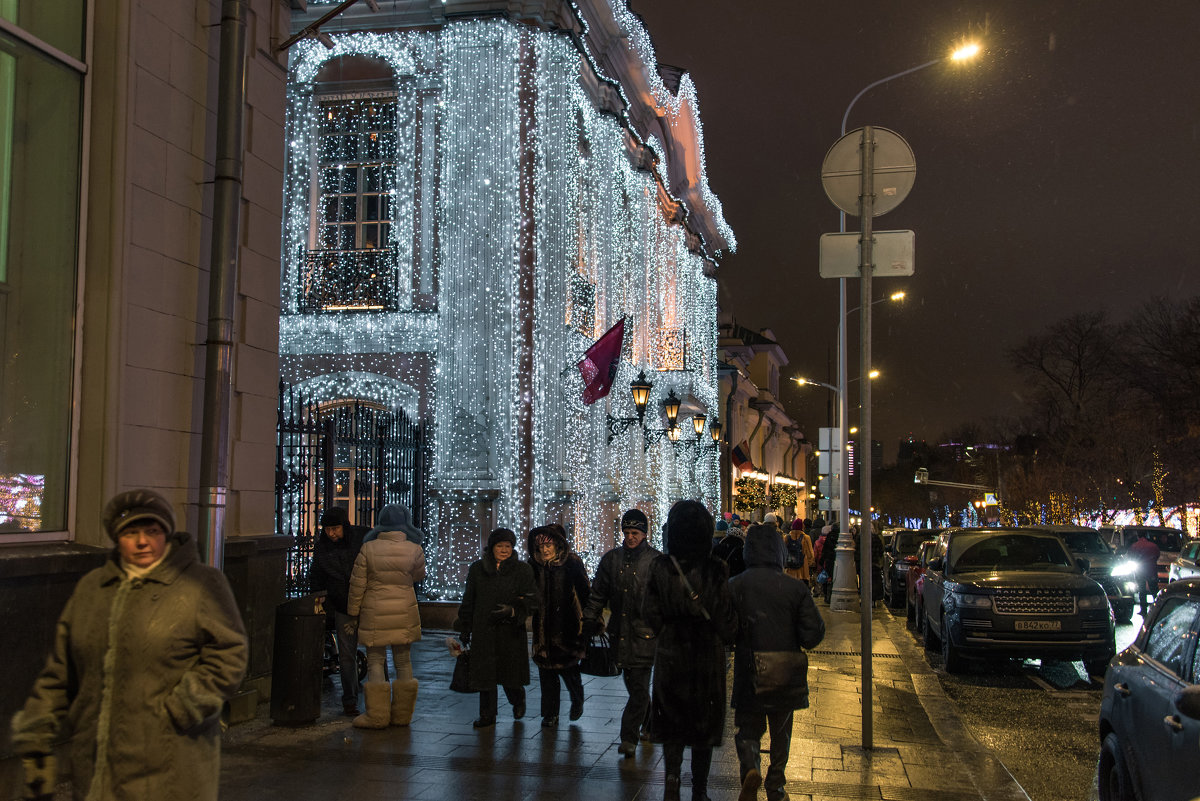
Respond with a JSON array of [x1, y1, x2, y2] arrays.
[[721, 368, 738, 512], [198, 0, 248, 569]]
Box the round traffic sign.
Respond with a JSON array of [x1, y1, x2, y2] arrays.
[[821, 126, 916, 217]]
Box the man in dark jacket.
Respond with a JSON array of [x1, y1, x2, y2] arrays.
[[309, 506, 368, 715], [582, 508, 661, 757], [729, 524, 825, 801]]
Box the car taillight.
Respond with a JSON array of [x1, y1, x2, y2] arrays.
[[903, 556, 919, 564]]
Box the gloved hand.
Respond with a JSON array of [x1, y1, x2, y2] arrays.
[[21, 753, 56, 801], [460, 631, 471, 647], [342, 617, 359, 637], [488, 604, 516, 623]]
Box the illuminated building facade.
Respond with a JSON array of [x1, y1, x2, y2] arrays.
[[281, 0, 733, 592]]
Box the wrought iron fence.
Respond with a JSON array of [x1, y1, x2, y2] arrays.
[[276, 381, 422, 596]]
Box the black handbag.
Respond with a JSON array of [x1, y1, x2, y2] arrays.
[[579, 631, 620, 677], [751, 649, 809, 709], [450, 651, 472, 693]]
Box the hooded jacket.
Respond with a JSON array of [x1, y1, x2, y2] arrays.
[[362, 503, 425, 546], [12, 533, 247, 801], [526, 526, 590, 669], [729, 524, 826, 710], [347, 504, 426, 646], [309, 521, 368, 615], [643, 500, 738, 747]]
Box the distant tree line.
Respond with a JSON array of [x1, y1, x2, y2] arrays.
[[872, 297, 1200, 531]]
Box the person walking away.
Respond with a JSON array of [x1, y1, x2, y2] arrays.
[[582, 508, 661, 757], [527, 524, 590, 727], [712, 518, 747, 577], [309, 505, 368, 715], [730, 524, 826, 801], [783, 519, 815, 584], [1127, 530, 1161, 614], [818, 522, 839, 603], [455, 528, 538, 728], [12, 489, 247, 801], [644, 500, 738, 801], [347, 503, 426, 728]]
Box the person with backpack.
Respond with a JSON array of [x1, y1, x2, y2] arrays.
[[783, 519, 814, 583], [712, 519, 747, 577]]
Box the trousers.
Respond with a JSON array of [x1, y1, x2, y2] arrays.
[[620, 666, 651, 743], [479, 685, 525, 718], [537, 664, 583, 718], [333, 611, 360, 706], [734, 705, 794, 795]]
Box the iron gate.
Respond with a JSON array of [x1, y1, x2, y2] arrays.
[[276, 381, 422, 596]]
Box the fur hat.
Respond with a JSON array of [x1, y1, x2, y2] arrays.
[[666, 499, 714, 562], [763, 513, 779, 526], [620, 508, 649, 533], [487, 528, 517, 549], [102, 489, 175, 540], [320, 506, 348, 527], [526, 524, 568, 557]]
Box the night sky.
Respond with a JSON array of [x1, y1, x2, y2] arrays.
[[629, 1, 1200, 460]]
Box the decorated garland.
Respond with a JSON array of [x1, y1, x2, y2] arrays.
[[770, 482, 798, 512], [733, 475, 767, 515]]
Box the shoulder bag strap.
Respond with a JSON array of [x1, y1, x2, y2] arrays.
[[669, 555, 710, 621]]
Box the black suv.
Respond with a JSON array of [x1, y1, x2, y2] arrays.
[[881, 528, 939, 608], [920, 527, 1115, 674], [1032, 525, 1136, 624], [1098, 578, 1200, 801]]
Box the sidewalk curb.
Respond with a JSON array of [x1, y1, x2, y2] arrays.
[[880, 610, 1032, 801]]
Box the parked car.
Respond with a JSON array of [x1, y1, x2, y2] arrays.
[[906, 538, 940, 627], [1032, 525, 1136, 624], [1168, 540, 1200, 584], [1103, 525, 1184, 584], [882, 529, 938, 608], [1097, 577, 1200, 801], [920, 527, 1116, 675]]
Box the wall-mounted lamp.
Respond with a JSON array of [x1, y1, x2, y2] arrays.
[[663, 391, 681, 427], [691, 413, 706, 439], [709, 420, 722, 444]]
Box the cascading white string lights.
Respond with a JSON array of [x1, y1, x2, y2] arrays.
[[280, 10, 731, 594]]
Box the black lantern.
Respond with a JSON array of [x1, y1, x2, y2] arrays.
[[710, 420, 722, 443], [629, 371, 652, 421], [692, 413, 706, 439], [663, 390, 681, 427]]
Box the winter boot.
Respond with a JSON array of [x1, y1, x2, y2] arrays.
[[353, 681, 391, 729], [390, 678, 419, 726]]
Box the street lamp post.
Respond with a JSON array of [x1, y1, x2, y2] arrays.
[[833, 40, 980, 752]]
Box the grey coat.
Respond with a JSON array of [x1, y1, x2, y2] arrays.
[[582, 539, 661, 668], [11, 532, 248, 801]]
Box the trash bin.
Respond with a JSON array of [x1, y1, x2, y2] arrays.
[[270, 593, 326, 724]]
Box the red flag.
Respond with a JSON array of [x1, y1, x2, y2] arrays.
[[731, 441, 754, 472], [578, 318, 625, 405]]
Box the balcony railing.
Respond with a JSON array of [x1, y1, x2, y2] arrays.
[[298, 245, 400, 313]]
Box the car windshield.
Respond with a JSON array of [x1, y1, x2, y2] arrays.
[[949, 533, 1074, 572], [1057, 529, 1112, 555], [895, 532, 926, 556], [1126, 528, 1183, 551]]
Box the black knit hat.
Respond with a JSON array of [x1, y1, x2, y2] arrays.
[[102, 489, 176, 541], [665, 499, 714, 562], [320, 506, 348, 527], [487, 528, 517, 549], [620, 508, 649, 533]]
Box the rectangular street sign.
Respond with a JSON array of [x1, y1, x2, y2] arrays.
[[818, 427, 838, 450], [819, 230, 915, 278]]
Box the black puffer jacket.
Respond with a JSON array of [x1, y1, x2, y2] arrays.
[[527, 526, 591, 670], [456, 552, 537, 690], [309, 524, 368, 614], [582, 538, 661, 669], [729, 525, 826, 710]]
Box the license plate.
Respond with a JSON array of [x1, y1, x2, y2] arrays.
[[1015, 619, 1061, 631]]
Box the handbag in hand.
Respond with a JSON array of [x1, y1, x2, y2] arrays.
[[449, 650, 472, 693], [579, 631, 620, 677], [751, 649, 809, 709]]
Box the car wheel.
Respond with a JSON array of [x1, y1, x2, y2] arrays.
[[905, 595, 915, 627], [1098, 732, 1134, 801], [923, 611, 940, 650], [1115, 604, 1133, 625], [356, 648, 369, 682], [915, 601, 926, 635], [1084, 657, 1110, 680], [941, 614, 965, 673]]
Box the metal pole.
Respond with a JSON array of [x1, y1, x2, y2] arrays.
[[198, 0, 248, 569], [858, 126, 877, 750]]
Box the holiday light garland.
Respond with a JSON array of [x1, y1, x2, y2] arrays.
[[280, 15, 727, 593]]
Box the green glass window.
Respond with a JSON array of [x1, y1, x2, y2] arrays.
[[0, 27, 83, 534], [0, 0, 85, 62]]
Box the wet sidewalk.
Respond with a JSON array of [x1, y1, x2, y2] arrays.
[[219, 605, 1031, 801]]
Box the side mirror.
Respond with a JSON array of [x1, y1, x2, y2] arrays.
[[1175, 685, 1200, 720], [928, 556, 944, 572], [1076, 558, 1090, 572]]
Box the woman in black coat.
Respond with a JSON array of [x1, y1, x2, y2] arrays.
[[643, 500, 738, 801], [527, 524, 590, 727], [455, 528, 538, 728]]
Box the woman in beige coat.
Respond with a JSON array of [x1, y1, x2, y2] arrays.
[[347, 503, 426, 728]]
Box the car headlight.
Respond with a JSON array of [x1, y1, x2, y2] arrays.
[[1122, 581, 1138, 594], [1111, 561, 1139, 577], [1077, 594, 1107, 610], [954, 592, 992, 608]]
